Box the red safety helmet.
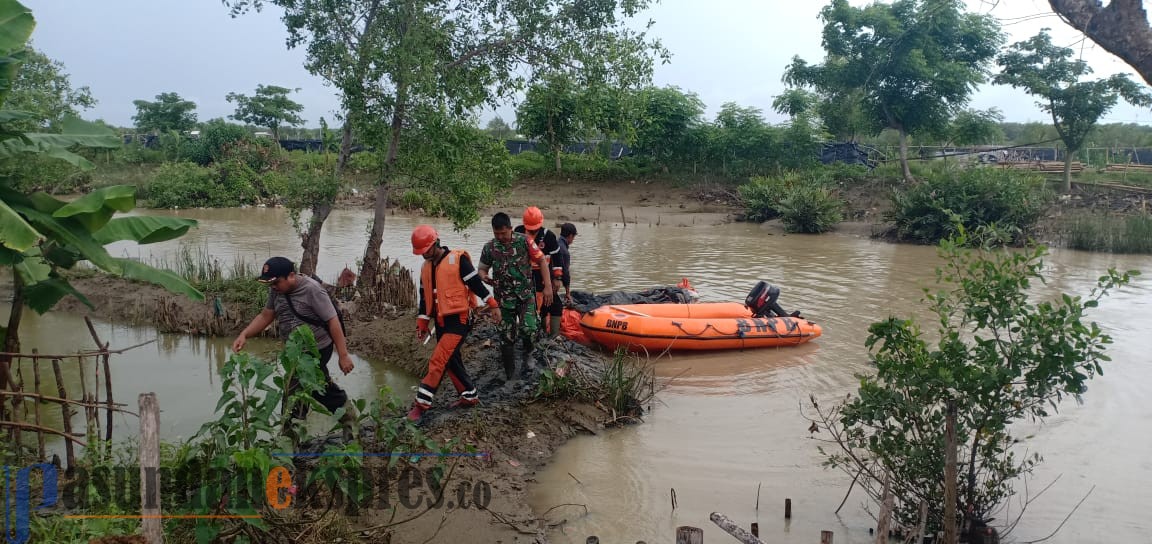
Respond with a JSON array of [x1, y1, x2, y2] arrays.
[[411, 225, 439, 255], [523, 206, 544, 230]]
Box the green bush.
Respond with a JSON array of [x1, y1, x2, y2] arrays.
[[146, 161, 259, 208], [0, 153, 92, 193], [885, 167, 1052, 244], [777, 184, 844, 233], [738, 172, 814, 222]]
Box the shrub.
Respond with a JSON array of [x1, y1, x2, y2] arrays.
[[146, 161, 259, 208], [885, 167, 1052, 244], [777, 184, 844, 233], [738, 172, 815, 222]]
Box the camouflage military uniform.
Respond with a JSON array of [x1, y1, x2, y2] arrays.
[[480, 232, 542, 343], [481, 232, 545, 379]]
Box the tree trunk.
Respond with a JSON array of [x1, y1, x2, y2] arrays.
[[358, 85, 407, 289], [298, 202, 333, 278], [1, 274, 25, 391], [554, 146, 562, 174], [1063, 149, 1074, 193], [898, 128, 914, 183], [337, 119, 354, 176], [1049, 0, 1152, 87]]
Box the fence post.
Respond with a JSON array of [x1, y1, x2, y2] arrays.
[[139, 392, 163, 544], [676, 526, 704, 544]]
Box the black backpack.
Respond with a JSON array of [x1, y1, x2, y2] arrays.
[[283, 274, 349, 338]]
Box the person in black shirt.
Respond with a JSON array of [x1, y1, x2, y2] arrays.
[[556, 222, 577, 308], [514, 206, 564, 338]]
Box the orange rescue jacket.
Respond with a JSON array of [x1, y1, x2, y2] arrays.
[[420, 249, 479, 320]]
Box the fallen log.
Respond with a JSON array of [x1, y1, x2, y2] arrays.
[[709, 512, 765, 544]]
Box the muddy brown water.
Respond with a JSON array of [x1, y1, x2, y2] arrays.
[[6, 206, 1151, 543]]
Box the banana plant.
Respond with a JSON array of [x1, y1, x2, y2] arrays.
[[0, 0, 202, 356]]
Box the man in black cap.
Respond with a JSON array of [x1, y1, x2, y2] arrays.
[[232, 257, 357, 431]]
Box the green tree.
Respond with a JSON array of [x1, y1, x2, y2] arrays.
[[516, 74, 583, 173], [131, 91, 198, 134], [784, 0, 1005, 182], [484, 115, 516, 140], [0, 0, 203, 395], [630, 85, 707, 170], [224, 0, 668, 287], [994, 28, 1152, 191], [2, 43, 94, 132], [930, 108, 1005, 150], [225, 84, 305, 140], [806, 225, 1137, 538]]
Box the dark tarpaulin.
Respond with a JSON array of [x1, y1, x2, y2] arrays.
[[568, 285, 699, 314]]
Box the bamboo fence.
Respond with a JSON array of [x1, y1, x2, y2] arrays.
[[0, 316, 147, 472]]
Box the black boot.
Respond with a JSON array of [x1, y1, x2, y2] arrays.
[[520, 336, 536, 378], [501, 343, 516, 381]]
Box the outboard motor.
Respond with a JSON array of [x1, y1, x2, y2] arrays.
[[745, 280, 788, 318]]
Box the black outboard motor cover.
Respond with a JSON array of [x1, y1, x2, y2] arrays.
[[745, 280, 781, 318]]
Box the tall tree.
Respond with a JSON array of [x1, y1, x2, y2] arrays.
[[1048, 1, 1152, 87], [484, 116, 516, 140], [131, 91, 198, 134], [516, 74, 583, 173], [225, 0, 667, 289], [994, 29, 1152, 191], [629, 85, 706, 171], [225, 84, 305, 140], [2, 43, 94, 132], [783, 0, 1005, 182]]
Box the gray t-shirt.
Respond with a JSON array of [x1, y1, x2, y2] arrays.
[[265, 275, 338, 349]]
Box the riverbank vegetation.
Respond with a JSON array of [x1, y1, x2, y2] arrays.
[[805, 225, 1140, 540]]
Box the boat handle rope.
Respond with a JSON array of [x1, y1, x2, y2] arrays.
[[668, 319, 800, 338], [669, 321, 744, 337]]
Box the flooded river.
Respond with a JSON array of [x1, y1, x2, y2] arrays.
[[7, 205, 1150, 543]]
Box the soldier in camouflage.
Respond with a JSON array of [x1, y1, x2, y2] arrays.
[[479, 212, 553, 380]]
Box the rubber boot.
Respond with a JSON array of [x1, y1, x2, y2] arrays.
[[501, 343, 516, 381], [520, 337, 536, 378], [405, 402, 428, 425], [548, 316, 562, 338]]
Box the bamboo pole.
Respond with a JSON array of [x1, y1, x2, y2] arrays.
[[0, 421, 87, 446], [51, 359, 76, 471], [139, 393, 163, 543], [9, 357, 23, 449], [944, 401, 958, 544], [32, 356, 45, 460]]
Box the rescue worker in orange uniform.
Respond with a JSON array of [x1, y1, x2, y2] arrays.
[[514, 206, 564, 338], [406, 225, 499, 424]]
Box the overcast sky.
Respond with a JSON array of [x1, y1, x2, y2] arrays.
[[21, 0, 1152, 131]]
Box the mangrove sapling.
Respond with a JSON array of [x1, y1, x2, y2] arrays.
[[803, 224, 1138, 538]]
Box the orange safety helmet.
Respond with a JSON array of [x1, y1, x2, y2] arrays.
[[411, 225, 439, 255], [523, 206, 544, 230]]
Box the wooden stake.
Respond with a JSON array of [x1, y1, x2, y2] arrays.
[[944, 401, 958, 544], [51, 359, 75, 472], [675, 526, 704, 544], [820, 530, 834, 544], [751, 522, 759, 537], [139, 393, 162, 544], [32, 354, 45, 460], [786, 498, 792, 519], [876, 471, 893, 544]]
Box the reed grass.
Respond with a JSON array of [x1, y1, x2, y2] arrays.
[[1060, 212, 1152, 254]]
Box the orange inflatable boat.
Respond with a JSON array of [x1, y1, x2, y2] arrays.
[[578, 301, 822, 352]]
